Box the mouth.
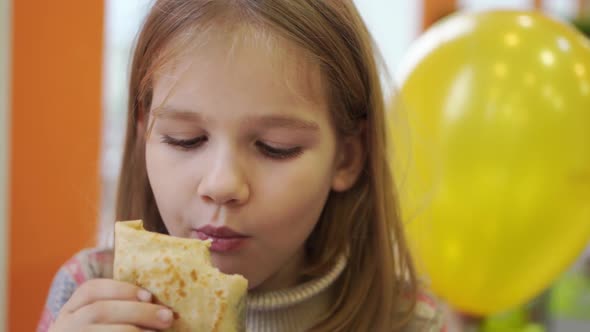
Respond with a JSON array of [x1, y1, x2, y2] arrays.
[[191, 225, 249, 253]]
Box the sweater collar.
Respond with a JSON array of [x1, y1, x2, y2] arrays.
[[247, 255, 347, 311]]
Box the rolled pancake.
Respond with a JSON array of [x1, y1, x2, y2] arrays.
[[114, 220, 247, 332]]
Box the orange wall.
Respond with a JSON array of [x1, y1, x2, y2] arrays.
[[9, 1, 103, 331], [422, 0, 457, 31]]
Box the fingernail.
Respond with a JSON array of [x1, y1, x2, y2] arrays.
[[137, 289, 152, 302], [158, 308, 173, 322]]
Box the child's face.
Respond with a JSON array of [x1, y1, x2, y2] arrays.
[[145, 33, 351, 291]]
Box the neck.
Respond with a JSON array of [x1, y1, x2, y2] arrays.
[[252, 248, 306, 292]]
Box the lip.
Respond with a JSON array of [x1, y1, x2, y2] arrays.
[[195, 225, 247, 238], [192, 225, 249, 253]]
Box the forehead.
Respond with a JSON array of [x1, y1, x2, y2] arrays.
[[151, 24, 327, 110]]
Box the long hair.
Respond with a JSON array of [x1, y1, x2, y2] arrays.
[[116, 1, 418, 330]]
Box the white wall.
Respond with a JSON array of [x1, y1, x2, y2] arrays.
[[0, 0, 11, 329], [542, 0, 580, 18], [354, 0, 422, 78]]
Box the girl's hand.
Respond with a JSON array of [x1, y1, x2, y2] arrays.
[[49, 279, 174, 332]]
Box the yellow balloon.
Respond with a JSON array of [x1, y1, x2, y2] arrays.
[[392, 10, 590, 316]]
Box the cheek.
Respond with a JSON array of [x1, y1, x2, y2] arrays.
[[145, 142, 192, 232], [252, 153, 334, 241], [146, 142, 174, 196]]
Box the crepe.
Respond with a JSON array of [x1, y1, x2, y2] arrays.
[[113, 220, 247, 332]]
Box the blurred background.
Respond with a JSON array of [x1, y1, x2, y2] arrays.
[[0, 0, 588, 331]]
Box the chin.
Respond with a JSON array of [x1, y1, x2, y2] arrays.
[[210, 254, 267, 290]]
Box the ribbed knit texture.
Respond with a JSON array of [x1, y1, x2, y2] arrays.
[[246, 255, 346, 331]]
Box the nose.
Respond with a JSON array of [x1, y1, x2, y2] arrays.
[[197, 149, 250, 206]]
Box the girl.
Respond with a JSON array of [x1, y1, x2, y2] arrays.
[[38, 0, 446, 331]]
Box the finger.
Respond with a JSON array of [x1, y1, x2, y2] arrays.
[[62, 279, 153, 313], [74, 300, 174, 329]]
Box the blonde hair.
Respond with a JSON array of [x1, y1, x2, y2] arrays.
[[116, 1, 418, 330]]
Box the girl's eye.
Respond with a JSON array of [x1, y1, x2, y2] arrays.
[[161, 135, 207, 150], [256, 141, 302, 160]]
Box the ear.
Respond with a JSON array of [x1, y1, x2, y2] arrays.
[[331, 124, 366, 192]]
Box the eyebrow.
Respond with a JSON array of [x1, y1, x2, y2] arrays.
[[249, 115, 319, 131], [152, 107, 204, 122], [152, 107, 320, 131]]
